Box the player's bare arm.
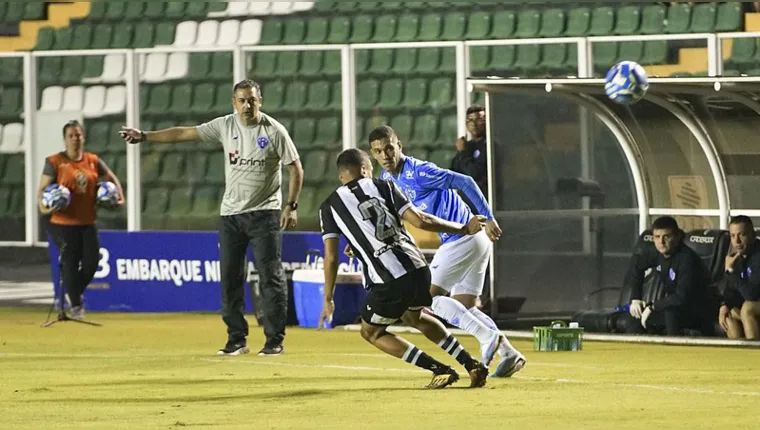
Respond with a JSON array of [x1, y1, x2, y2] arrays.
[[119, 126, 200, 144], [281, 159, 304, 231], [402, 206, 484, 236], [318, 238, 340, 329]]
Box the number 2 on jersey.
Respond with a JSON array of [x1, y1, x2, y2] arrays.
[[358, 198, 398, 241]]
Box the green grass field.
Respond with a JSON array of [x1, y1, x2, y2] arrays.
[[1, 308, 759, 430]]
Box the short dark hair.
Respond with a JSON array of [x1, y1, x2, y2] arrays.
[[730, 215, 755, 231], [466, 104, 485, 116], [368, 125, 397, 145], [232, 79, 261, 96], [62, 120, 82, 137], [651, 216, 680, 232], [336, 148, 370, 170]]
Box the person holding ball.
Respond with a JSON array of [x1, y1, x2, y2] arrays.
[[37, 120, 124, 320]]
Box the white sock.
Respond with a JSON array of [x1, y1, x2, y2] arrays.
[[469, 307, 519, 358], [431, 296, 494, 345]]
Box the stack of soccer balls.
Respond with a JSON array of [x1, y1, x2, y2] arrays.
[[96, 181, 120, 209], [41, 184, 71, 211], [604, 60, 649, 105]]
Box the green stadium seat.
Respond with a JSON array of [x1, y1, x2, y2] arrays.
[[140, 150, 161, 184], [513, 45, 542, 73], [438, 115, 458, 143], [283, 81, 307, 112], [132, 22, 155, 49], [143, 187, 170, 229], [594, 42, 619, 71], [323, 50, 342, 76], [490, 45, 516, 74], [184, 2, 209, 19], [614, 6, 641, 35], [54, 26, 75, 51], [2, 153, 24, 185], [357, 1, 380, 11], [395, 14, 420, 42], [60, 56, 84, 85], [300, 51, 323, 77], [539, 8, 566, 37], [82, 55, 104, 80], [328, 81, 341, 110], [368, 49, 393, 75], [372, 15, 398, 42], [391, 48, 416, 74], [86, 2, 106, 22], [690, 3, 716, 33], [350, 15, 373, 43], [282, 18, 306, 45], [405, 147, 429, 161], [164, 2, 186, 20], [440, 47, 456, 71], [86, 121, 109, 153], [206, 152, 225, 184], [381, 2, 402, 10], [727, 38, 756, 68], [0, 86, 21, 120], [192, 83, 216, 115], [293, 118, 316, 148], [417, 13, 442, 42], [665, 4, 691, 34], [470, 46, 490, 74], [37, 56, 60, 85], [303, 17, 328, 45], [466, 11, 491, 40], [428, 77, 453, 109], [640, 41, 668, 65], [35, 27, 55, 50], [214, 83, 232, 115], [429, 149, 454, 169], [416, 48, 441, 74], [154, 22, 176, 46], [113, 153, 126, 180], [490, 10, 516, 39], [402, 78, 427, 109], [8, 189, 24, 217], [70, 24, 93, 50], [336, 2, 358, 12], [160, 152, 186, 185], [589, 7, 615, 36], [171, 84, 193, 116], [250, 51, 277, 77], [358, 79, 379, 110], [2, 3, 23, 23], [91, 23, 113, 49], [143, 84, 171, 115], [303, 149, 329, 181], [107, 122, 125, 153], [515, 9, 541, 38], [378, 78, 403, 109], [187, 151, 208, 184], [539, 44, 568, 74], [193, 186, 219, 216], [24, 1, 45, 20], [390, 114, 412, 141], [260, 19, 283, 45], [207, 2, 227, 14], [327, 16, 351, 44], [275, 51, 299, 77], [566, 7, 591, 36], [188, 53, 211, 81], [441, 12, 466, 41], [110, 23, 134, 49], [412, 114, 438, 146], [143, 2, 165, 20], [316, 117, 340, 149], [0, 187, 9, 218], [210, 52, 232, 82], [104, 2, 126, 22], [305, 80, 331, 110], [715, 2, 742, 32], [124, 2, 144, 21], [0, 58, 21, 84]]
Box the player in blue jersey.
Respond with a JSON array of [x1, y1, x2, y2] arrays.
[[367, 125, 525, 378]]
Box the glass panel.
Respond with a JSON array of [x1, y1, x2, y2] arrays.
[[0, 55, 25, 242]]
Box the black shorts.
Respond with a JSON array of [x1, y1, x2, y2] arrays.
[[361, 267, 432, 326]]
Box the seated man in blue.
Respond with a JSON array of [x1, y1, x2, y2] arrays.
[[367, 125, 524, 378]]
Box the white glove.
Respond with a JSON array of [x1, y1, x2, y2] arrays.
[[641, 305, 653, 329], [629, 300, 645, 319]]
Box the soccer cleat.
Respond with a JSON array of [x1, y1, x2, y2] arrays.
[[425, 367, 459, 389], [257, 344, 284, 356], [491, 354, 526, 378], [217, 342, 250, 356], [480, 331, 501, 367], [467, 361, 489, 388], [70, 306, 85, 320]]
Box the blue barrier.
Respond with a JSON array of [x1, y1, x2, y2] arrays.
[[47, 230, 355, 313]]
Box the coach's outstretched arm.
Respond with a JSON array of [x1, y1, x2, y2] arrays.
[[119, 126, 200, 144], [402, 206, 485, 236]]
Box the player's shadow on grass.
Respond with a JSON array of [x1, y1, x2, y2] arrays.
[[66, 375, 415, 388]]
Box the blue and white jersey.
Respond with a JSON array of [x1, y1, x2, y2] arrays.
[[382, 156, 485, 245]]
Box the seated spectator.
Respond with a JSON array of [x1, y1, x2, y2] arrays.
[[718, 216, 760, 340], [622, 216, 714, 336]]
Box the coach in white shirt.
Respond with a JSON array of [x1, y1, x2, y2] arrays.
[[120, 79, 304, 357]]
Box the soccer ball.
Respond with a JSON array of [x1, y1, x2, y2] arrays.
[[41, 184, 71, 211], [604, 61, 649, 105], [96, 181, 119, 209]]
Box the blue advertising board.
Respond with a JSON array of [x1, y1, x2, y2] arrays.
[[47, 230, 356, 313]]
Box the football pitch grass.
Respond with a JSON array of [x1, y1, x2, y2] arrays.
[[1, 308, 758, 430]]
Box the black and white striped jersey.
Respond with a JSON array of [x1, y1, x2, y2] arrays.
[[319, 178, 428, 287]]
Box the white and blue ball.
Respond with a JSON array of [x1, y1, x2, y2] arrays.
[[96, 181, 119, 209], [41, 184, 71, 211], [604, 61, 649, 105]]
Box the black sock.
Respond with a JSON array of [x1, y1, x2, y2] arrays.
[[402, 344, 449, 374], [437, 334, 478, 372]]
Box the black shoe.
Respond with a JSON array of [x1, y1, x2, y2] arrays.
[[467, 360, 489, 388], [217, 341, 250, 356], [257, 344, 284, 356], [425, 366, 459, 389]]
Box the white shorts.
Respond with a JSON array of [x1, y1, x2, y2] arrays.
[[430, 230, 491, 296]]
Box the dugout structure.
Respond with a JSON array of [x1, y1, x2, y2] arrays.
[[471, 76, 760, 323]]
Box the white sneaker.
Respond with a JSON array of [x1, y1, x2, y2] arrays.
[[70, 306, 85, 320], [491, 353, 526, 378], [480, 331, 501, 367]]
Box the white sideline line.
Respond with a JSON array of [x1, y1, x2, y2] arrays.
[[200, 358, 760, 397]]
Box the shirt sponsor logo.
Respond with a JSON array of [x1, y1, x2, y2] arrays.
[[228, 150, 266, 167], [689, 236, 714, 244], [474, 149, 481, 159]]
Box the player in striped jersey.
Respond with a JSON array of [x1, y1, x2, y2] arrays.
[[318, 148, 489, 389]]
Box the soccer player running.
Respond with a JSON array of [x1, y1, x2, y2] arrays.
[[318, 148, 489, 389], [368, 125, 525, 378]]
